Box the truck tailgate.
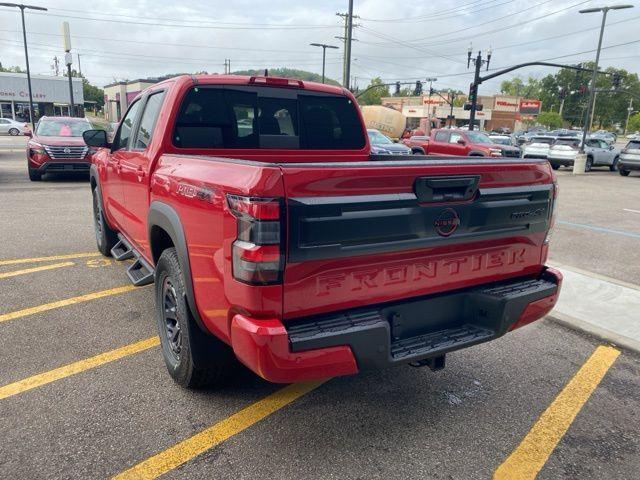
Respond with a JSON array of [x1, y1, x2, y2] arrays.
[[281, 159, 553, 320]]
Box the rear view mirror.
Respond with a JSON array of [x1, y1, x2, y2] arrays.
[[83, 129, 109, 148]]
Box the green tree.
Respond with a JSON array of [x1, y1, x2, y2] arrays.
[[500, 76, 542, 98], [356, 77, 390, 106], [0, 63, 26, 73], [537, 111, 563, 129], [628, 112, 640, 133], [63, 68, 104, 108]]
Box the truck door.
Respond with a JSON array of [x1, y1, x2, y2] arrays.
[[430, 130, 450, 155], [120, 90, 166, 258], [106, 100, 143, 230], [447, 132, 468, 156]]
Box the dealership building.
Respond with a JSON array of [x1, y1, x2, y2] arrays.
[[0, 71, 84, 122], [380, 94, 541, 132]]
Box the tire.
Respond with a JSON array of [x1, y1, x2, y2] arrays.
[[9, 128, 19, 136], [92, 187, 118, 256], [585, 156, 593, 172], [619, 168, 630, 177], [28, 168, 41, 181], [551, 163, 560, 170], [609, 157, 619, 172], [155, 248, 236, 389]]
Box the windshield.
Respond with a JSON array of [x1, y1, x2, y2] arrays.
[[368, 130, 393, 144], [466, 131, 492, 143], [36, 119, 91, 137], [490, 137, 510, 145], [554, 139, 579, 147], [627, 141, 640, 150], [531, 137, 554, 144]]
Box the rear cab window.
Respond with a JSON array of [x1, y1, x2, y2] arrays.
[[172, 86, 365, 151], [434, 131, 449, 142]]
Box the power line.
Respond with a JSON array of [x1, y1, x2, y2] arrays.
[[358, 0, 510, 22], [0, 7, 339, 30]]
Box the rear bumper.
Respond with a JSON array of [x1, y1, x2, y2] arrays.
[[619, 156, 640, 170], [230, 267, 562, 383]]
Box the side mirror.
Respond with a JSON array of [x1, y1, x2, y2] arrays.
[[457, 138, 466, 145], [24, 130, 32, 138], [83, 129, 109, 148], [609, 144, 615, 150]]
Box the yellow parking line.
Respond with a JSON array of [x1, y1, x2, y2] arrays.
[[0, 252, 101, 267], [113, 380, 326, 480], [0, 337, 159, 400], [494, 345, 620, 480], [0, 262, 75, 279], [0, 285, 140, 324]]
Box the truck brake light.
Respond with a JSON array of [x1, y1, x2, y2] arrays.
[[545, 181, 558, 244], [227, 195, 283, 285]]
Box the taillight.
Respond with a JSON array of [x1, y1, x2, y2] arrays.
[[227, 195, 283, 285], [545, 181, 558, 244]]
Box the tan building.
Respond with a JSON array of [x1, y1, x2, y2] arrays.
[[380, 93, 541, 132], [104, 78, 158, 122]]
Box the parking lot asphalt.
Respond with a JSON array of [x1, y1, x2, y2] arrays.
[[1, 151, 639, 479]]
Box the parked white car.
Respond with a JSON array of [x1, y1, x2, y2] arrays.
[[548, 137, 620, 172], [0, 118, 28, 136], [521, 136, 556, 159]]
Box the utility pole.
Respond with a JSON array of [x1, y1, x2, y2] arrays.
[[310, 43, 339, 83], [62, 21, 75, 117], [336, 6, 358, 89], [466, 43, 492, 131], [426, 77, 437, 130], [624, 98, 634, 135], [579, 4, 634, 154], [52, 56, 60, 76], [0, 3, 48, 128]]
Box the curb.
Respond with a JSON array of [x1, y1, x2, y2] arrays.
[[548, 311, 640, 354]]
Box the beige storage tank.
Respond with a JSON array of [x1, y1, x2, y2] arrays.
[[360, 105, 407, 140]]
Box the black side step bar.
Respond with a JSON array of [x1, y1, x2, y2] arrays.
[[112, 234, 155, 286], [111, 239, 134, 260]]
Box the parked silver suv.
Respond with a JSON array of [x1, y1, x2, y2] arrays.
[[619, 140, 640, 176], [548, 137, 620, 172]]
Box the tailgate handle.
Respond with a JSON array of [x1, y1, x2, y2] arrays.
[[414, 176, 480, 203]]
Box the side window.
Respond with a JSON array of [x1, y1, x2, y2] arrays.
[[113, 101, 142, 151], [586, 139, 598, 148], [134, 91, 166, 150], [434, 131, 448, 142], [449, 133, 462, 144], [599, 140, 609, 149]]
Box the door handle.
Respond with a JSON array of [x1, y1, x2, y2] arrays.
[[115, 160, 122, 174], [136, 166, 145, 182]]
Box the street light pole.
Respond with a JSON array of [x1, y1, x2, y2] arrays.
[[466, 43, 491, 131], [310, 43, 339, 83], [0, 3, 48, 129], [579, 4, 634, 153]]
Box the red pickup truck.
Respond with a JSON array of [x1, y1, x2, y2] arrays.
[[402, 129, 514, 157], [83, 75, 561, 389]]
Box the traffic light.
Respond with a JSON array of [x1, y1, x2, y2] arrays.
[[429, 86, 434, 96], [612, 72, 622, 88], [395, 82, 401, 95], [463, 102, 483, 111], [414, 80, 422, 96]]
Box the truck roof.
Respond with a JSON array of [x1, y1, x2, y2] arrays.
[[153, 74, 348, 96]]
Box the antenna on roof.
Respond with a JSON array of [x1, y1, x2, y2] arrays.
[[264, 69, 268, 77]]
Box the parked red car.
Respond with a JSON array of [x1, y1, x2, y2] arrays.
[[402, 129, 509, 157], [83, 75, 561, 389], [26, 116, 94, 181]]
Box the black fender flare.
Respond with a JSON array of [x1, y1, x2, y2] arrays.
[[147, 201, 207, 333], [468, 150, 486, 157]]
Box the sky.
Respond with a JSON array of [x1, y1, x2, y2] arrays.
[[0, 0, 638, 94]]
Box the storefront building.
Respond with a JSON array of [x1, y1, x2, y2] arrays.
[[0, 72, 84, 122]]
